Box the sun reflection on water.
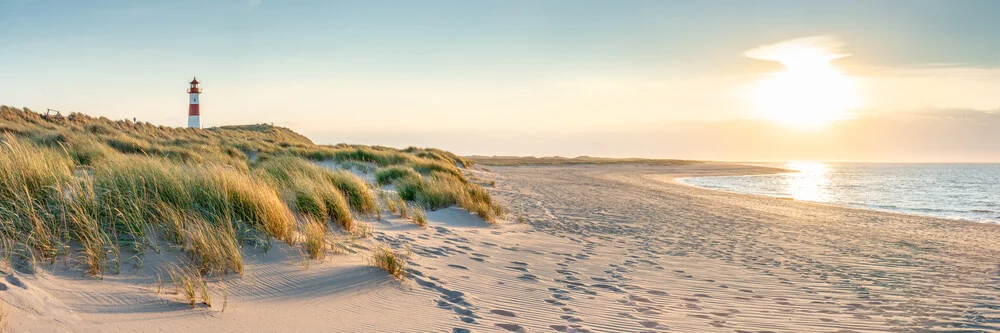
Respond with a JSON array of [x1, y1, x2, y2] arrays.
[[782, 162, 831, 202]]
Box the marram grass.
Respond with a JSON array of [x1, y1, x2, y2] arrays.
[[0, 105, 500, 280]]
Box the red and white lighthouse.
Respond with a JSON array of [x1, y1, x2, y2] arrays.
[[187, 77, 201, 128]]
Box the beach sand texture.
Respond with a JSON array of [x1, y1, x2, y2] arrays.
[[3, 163, 999, 332]]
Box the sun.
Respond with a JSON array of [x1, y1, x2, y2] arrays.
[[746, 36, 860, 128]]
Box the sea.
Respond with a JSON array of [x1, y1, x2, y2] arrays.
[[679, 162, 1000, 224]]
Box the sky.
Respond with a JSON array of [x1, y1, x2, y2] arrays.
[[1, 0, 998, 162]]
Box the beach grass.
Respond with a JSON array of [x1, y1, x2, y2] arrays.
[[163, 264, 211, 308], [374, 165, 421, 186], [302, 217, 327, 260], [410, 205, 427, 228], [0, 105, 502, 277], [366, 244, 407, 280]]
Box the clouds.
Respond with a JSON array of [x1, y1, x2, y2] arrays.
[[744, 35, 850, 68]]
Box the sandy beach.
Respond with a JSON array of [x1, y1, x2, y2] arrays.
[[4, 163, 1000, 332]]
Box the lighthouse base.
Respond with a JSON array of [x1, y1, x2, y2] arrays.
[[188, 116, 200, 129]]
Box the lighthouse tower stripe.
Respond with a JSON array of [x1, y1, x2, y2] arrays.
[[189, 94, 200, 116]]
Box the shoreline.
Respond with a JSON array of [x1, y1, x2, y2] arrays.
[[674, 165, 1000, 225]]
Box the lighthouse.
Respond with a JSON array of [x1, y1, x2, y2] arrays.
[[187, 77, 201, 128]]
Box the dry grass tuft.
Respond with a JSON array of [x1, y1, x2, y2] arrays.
[[302, 217, 327, 260], [366, 244, 407, 280], [410, 205, 427, 228], [163, 264, 211, 308], [351, 221, 373, 239]]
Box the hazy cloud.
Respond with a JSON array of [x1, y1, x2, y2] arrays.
[[744, 35, 850, 65]]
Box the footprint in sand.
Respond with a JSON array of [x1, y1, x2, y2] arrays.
[[591, 284, 623, 292], [618, 312, 638, 319], [545, 299, 567, 306], [452, 328, 471, 333], [560, 315, 583, 322], [490, 309, 517, 317], [5, 275, 25, 289], [517, 274, 541, 281], [554, 293, 574, 301], [495, 323, 526, 332], [629, 295, 652, 303], [448, 264, 470, 270], [639, 320, 666, 329], [0, 282, 7, 291], [470, 257, 487, 263], [453, 308, 475, 317]]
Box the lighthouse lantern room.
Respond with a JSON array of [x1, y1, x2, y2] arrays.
[[187, 77, 201, 128]]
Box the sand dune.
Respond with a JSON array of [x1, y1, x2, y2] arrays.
[[4, 163, 1000, 332]]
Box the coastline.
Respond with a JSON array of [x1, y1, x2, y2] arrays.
[[674, 164, 1000, 225], [5, 162, 1000, 332]]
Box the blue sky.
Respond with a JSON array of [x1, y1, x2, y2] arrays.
[[1, 1, 999, 161]]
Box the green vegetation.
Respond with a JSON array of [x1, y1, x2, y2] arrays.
[[374, 165, 421, 185], [393, 171, 504, 221], [467, 155, 702, 166], [0, 106, 500, 281]]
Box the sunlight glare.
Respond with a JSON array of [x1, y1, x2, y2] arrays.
[[782, 161, 831, 202], [747, 36, 860, 128]]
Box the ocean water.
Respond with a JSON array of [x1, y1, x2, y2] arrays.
[[680, 163, 1000, 224]]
